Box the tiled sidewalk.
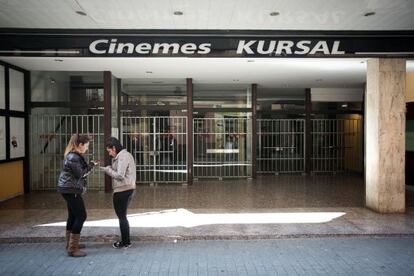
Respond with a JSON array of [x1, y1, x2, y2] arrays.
[[1, 237, 414, 275]]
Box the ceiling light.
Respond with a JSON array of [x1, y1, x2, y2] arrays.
[[270, 11, 280, 16], [174, 11, 183, 15], [363, 12, 375, 17], [76, 11, 87, 16], [342, 104, 348, 108]]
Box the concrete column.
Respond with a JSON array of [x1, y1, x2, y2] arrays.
[[366, 58, 406, 213]]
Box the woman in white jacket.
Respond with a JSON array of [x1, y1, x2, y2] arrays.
[[103, 137, 136, 248]]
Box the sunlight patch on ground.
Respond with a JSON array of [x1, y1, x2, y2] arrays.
[[36, 209, 346, 228]]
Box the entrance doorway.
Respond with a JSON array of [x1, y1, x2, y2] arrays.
[[121, 116, 187, 184], [193, 116, 252, 179]]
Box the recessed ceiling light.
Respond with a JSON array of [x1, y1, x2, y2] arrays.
[[364, 12, 375, 17], [270, 11, 280, 16], [76, 11, 87, 16], [174, 11, 183, 15]]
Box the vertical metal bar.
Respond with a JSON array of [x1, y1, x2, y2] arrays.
[[329, 119, 332, 172], [187, 78, 193, 185], [302, 119, 305, 171], [103, 71, 112, 191], [41, 115, 44, 190], [281, 120, 284, 172], [305, 89, 312, 173], [336, 119, 339, 172], [219, 118, 222, 178], [234, 118, 237, 178], [327, 119, 329, 172], [274, 120, 277, 173], [97, 115, 102, 189], [153, 117, 156, 183], [324, 120, 327, 172], [288, 119, 291, 172], [257, 120, 261, 172], [311, 119, 314, 172], [313, 119, 316, 172], [341, 119, 344, 172], [30, 114, 33, 190], [333, 119, 336, 172], [351, 119, 354, 172], [318, 119, 320, 172], [216, 118, 219, 178], [334, 119, 337, 172], [53, 116, 56, 188], [321, 120, 324, 172], [275, 120, 277, 173], [285, 120, 288, 172], [268, 119, 271, 173]]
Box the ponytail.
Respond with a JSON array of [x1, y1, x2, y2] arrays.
[[64, 134, 91, 157]]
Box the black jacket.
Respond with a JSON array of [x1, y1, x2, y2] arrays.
[[57, 151, 93, 194]]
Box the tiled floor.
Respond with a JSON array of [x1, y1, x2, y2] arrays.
[[2, 174, 414, 242], [1, 174, 366, 210]]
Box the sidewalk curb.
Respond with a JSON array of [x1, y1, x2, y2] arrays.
[[2, 233, 414, 244]]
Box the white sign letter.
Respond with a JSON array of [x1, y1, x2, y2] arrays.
[[309, 41, 330, 55], [331, 41, 345, 54], [89, 39, 108, 54], [294, 40, 311, 55], [237, 40, 257, 54]]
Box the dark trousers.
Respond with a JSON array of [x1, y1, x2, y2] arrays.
[[61, 193, 87, 234], [113, 189, 134, 245]]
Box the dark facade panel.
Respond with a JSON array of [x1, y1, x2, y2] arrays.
[[1, 29, 414, 58]]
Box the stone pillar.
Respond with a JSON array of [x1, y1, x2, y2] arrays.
[[366, 58, 406, 213]]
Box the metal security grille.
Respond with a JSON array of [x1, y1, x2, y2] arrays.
[[311, 118, 362, 173], [257, 119, 305, 173], [193, 117, 252, 179], [121, 116, 187, 184], [30, 114, 104, 191]]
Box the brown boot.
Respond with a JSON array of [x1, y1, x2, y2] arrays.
[[66, 230, 85, 250], [68, 233, 87, 257]]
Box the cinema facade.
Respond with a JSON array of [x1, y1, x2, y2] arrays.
[[0, 29, 413, 213]]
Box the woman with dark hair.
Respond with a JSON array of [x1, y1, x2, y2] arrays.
[[102, 137, 136, 249], [57, 134, 98, 257]]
